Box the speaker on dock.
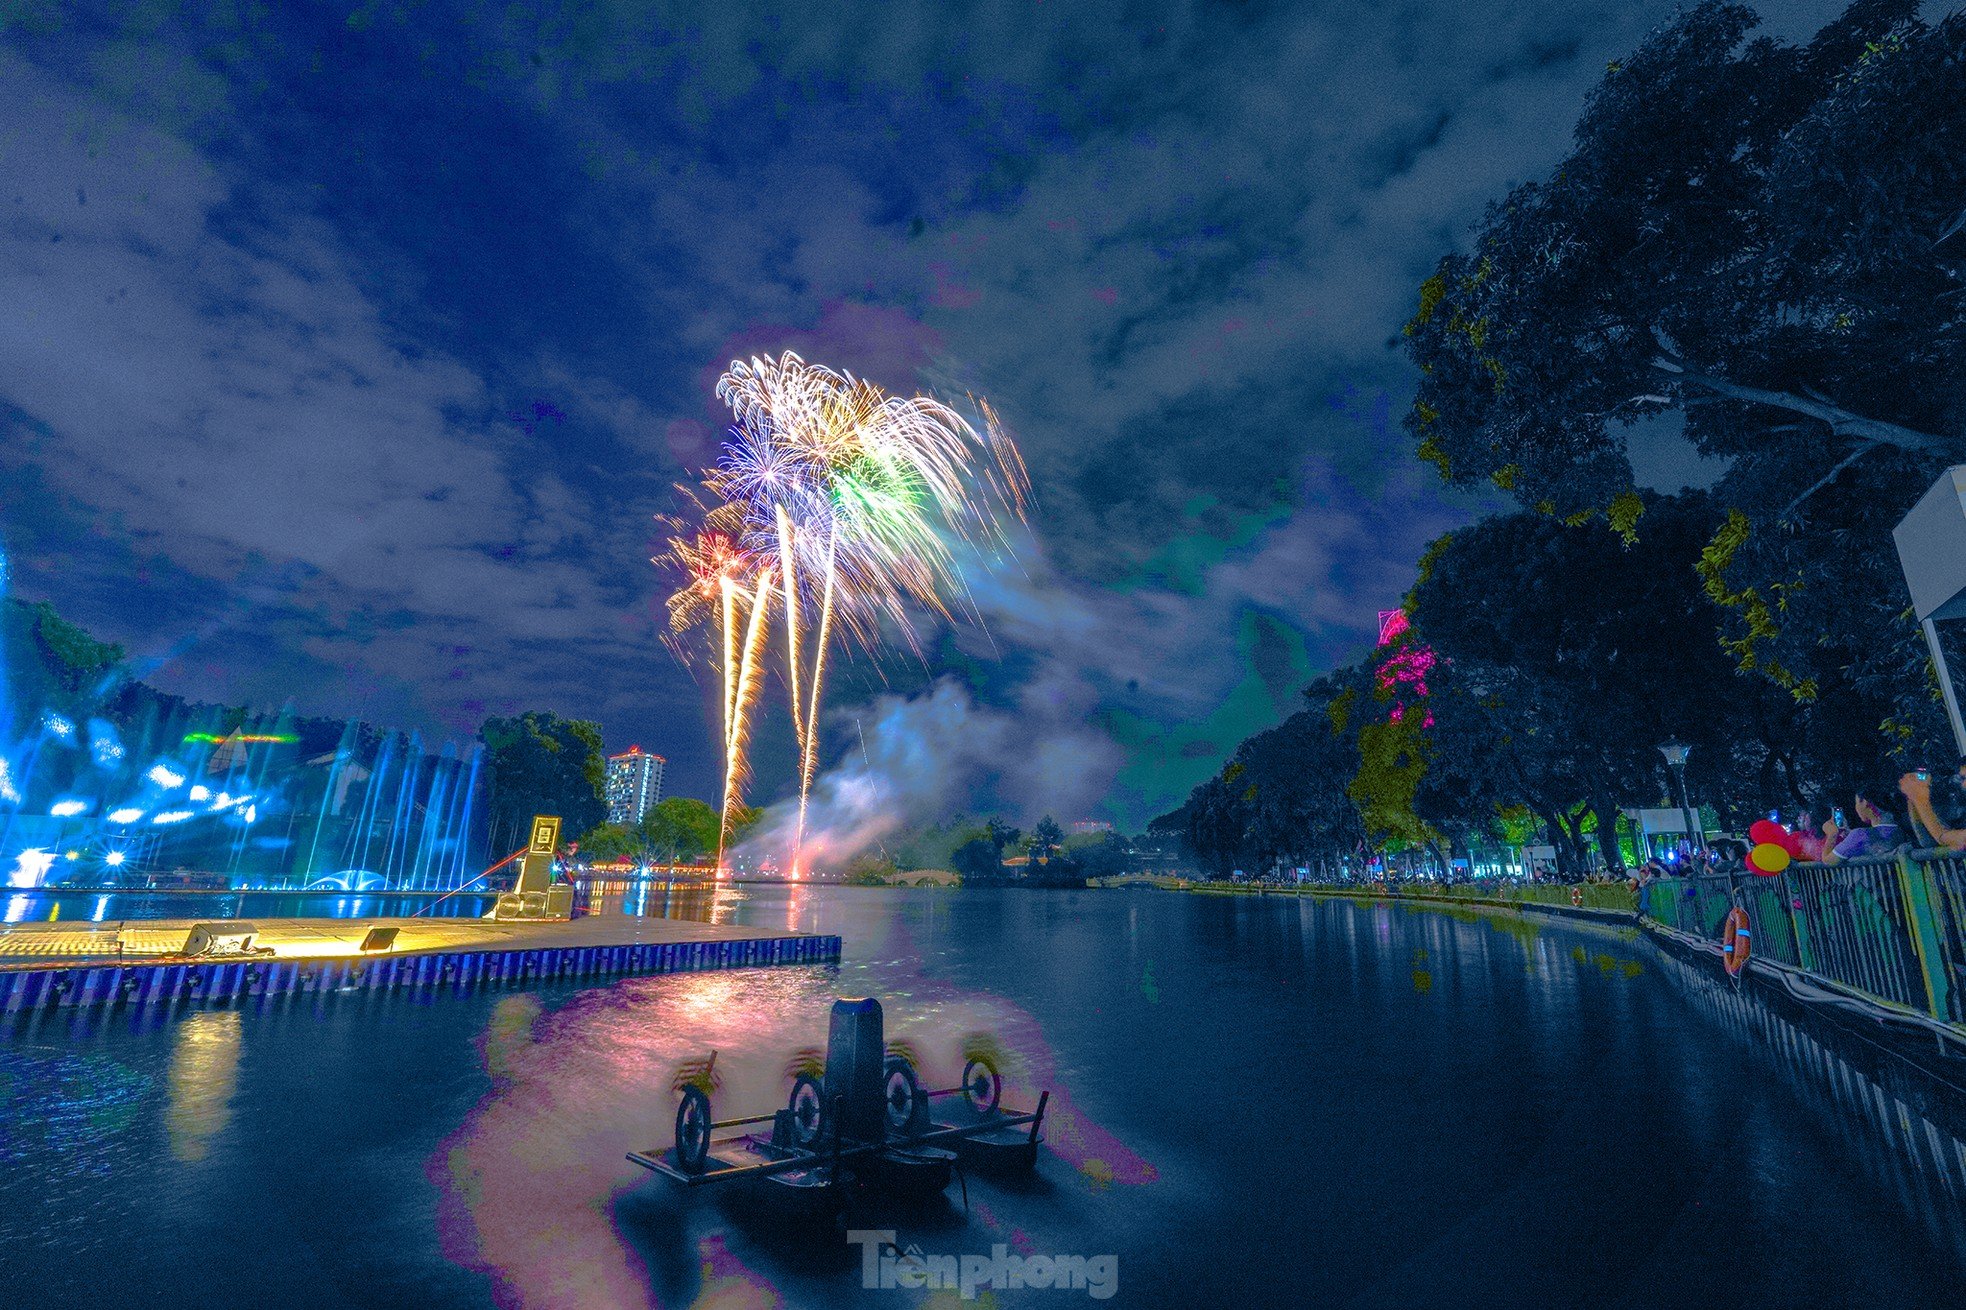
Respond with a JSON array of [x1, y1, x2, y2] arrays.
[[359, 926, 400, 953], [183, 923, 259, 959]]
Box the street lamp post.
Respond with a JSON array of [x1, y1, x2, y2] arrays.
[[1659, 741, 1703, 859]]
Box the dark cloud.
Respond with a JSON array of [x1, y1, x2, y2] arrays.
[[0, 1, 1856, 827]]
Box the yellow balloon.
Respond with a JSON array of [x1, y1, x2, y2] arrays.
[[1749, 841, 1791, 874]]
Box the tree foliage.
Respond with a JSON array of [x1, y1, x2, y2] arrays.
[[951, 836, 1002, 883], [479, 711, 607, 856], [1403, 1, 1966, 756], [1406, 1, 1962, 512], [640, 796, 720, 863], [1169, 490, 1899, 878], [27, 600, 125, 707], [1029, 815, 1065, 863], [577, 822, 642, 861], [1159, 673, 1371, 876]]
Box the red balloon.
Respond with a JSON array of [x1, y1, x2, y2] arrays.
[[1748, 819, 1785, 845], [1777, 831, 1804, 858]]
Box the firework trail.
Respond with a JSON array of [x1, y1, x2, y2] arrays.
[[722, 566, 776, 855], [658, 352, 1028, 874], [658, 517, 770, 861]]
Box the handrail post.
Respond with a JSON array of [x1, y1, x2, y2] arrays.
[[1786, 869, 1817, 973], [1897, 852, 1953, 1022]]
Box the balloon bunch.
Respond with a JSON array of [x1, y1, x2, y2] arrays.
[[1745, 819, 1802, 875]]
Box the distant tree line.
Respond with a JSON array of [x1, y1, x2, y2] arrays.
[[827, 813, 1136, 886], [574, 797, 757, 865], [1161, 2, 1966, 880]]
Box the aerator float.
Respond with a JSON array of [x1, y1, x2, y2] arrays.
[[628, 997, 1048, 1212]]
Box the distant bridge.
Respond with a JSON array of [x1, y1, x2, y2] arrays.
[[1088, 874, 1192, 890], [884, 869, 959, 887]]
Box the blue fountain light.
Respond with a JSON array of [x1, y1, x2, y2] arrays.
[[89, 720, 124, 768], [8, 849, 54, 888], [1, 539, 489, 891]]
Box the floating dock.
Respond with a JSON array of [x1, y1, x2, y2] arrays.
[[0, 914, 841, 1013]]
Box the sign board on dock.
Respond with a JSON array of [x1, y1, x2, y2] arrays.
[[529, 815, 562, 855]]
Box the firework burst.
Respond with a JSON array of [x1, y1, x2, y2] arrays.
[[656, 352, 1028, 873]]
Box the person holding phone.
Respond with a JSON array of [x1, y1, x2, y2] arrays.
[[1823, 788, 1903, 863], [1899, 758, 1966, 851]]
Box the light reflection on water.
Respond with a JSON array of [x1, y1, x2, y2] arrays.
[[164, 1010, 241, 1164], [431, 900, 1165, 1308], [574, 879, 742, 926], [0, 888, 1957, 1308]]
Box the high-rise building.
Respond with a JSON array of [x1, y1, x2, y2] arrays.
[[605, 746, 665, 826]]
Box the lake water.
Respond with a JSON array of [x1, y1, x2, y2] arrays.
[[0, 886, 1952, 1307]]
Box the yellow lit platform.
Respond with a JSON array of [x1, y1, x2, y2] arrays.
[[0, 914, 841, 1012]]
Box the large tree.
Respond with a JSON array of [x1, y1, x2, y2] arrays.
[[1163, 673, 1370, 878], [1403, 1, 1965, 759], [1028, 816, 1065, 864], [479, 711, 607, 856], [639, 796, 720, 864], [576, 822, 643, 861], [1406, 494, 1796, 870], [951, 836, 1002, 883]]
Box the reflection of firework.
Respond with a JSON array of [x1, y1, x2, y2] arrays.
[[657, 352, 1028, 873]]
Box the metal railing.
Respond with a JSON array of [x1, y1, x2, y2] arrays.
[[1192, 879, 1641, 913], [1639, 851, 1964, 1026]]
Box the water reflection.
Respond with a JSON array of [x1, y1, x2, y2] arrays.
[[1, 887, 1954, 1308], [433, 898, 1160, 1308], [1651, 942, 1966, 1268], [573, 877, 743, 925], [165, 1010, 241, 1163]]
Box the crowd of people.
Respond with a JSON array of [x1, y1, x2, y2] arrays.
[[1629, 758, 1966, 884]]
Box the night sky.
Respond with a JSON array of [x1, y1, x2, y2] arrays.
[[1, 1, 1815, 827]]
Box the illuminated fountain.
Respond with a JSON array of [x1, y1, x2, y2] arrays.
[[0, 545, 488, 890]]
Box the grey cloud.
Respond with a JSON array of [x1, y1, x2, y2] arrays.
[[4, 1, 1840, 821]]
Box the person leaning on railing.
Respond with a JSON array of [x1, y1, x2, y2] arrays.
[[1899, 759, 1966, 852]]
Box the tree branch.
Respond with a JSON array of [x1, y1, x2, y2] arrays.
[[1648, 329, 1952, 453], [1777, 442, 1882, 523]]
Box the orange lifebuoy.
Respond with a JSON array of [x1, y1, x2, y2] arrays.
[[1571, 886, 1584, 908], [1721, 906, 1751, 977]]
